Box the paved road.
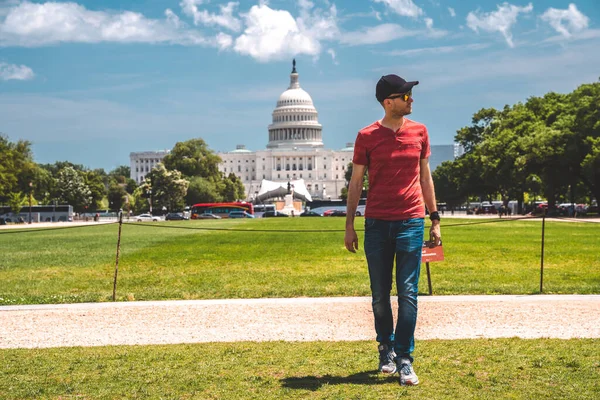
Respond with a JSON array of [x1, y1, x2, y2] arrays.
[[1, 295, 598, 349]]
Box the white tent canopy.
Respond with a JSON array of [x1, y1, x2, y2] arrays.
[[256, 179, 312, 203]]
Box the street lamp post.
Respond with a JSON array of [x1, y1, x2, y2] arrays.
[[28, 182, 33, 224], [53, 199, 57, 222], [148, 189, 153, 215]]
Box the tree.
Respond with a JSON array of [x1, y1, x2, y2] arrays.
[[83, 170, 106, 210], [0, 135, 37, 204], [162, 138, 221, 178], [55, 166, 92, 213], [149, 164, 189, 212], [581, 137, 600, 203], [109, 165, 131, 184], [8, 192, 25, 216], [220, 173, 245, 201], [108, 183, 128, 211], [186, 176, 223, 204], [344, 162, 369, 198], [432, 161, 466, 211], [454, 108, 500, 153]]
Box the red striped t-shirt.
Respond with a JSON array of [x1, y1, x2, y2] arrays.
[[352, 118, 431, 220]]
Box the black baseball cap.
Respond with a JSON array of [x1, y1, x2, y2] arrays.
[[376, 75, 419, 102]]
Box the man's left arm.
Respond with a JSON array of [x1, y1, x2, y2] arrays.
[[420, 158, 441, 245]]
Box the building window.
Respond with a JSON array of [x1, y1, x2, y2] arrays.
[[324, 165, 327, 169], [292, 164, 296, 170], [309, 173, 312, 178], [238, 166, 241, 172], [324, 173, 327, 178], [263, 174, 265, 179], [278, 174, 280, 178], [315, 184, 319, 191], [263, 165, 265, 170], [336, 175, 339, 179], [308, 164, 312, 170], [286, 164, 290, 171]]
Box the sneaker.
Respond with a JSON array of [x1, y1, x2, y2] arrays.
[[378, 344, 397, 374], [398, 357, 419, 386]]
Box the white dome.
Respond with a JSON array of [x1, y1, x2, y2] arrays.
[[267, 60, 324, 150], [277, 88, 314, 107]]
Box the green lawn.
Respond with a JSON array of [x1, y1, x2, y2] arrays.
[[0, 218, 598, 305], [1, 339, 598, 399]]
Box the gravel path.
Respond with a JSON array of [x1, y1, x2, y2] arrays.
[[1, 295, 598, 349]]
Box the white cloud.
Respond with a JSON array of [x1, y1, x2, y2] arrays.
[[466, 2, 533, 47], [0, 1, 211, 46], [385, 43, 490, 56], [327, 48, 338, 64], [340, 23, 414, 45], [0, 62, 34, 80], [373, 0, 423, 18], [541, 4, 589, 38], [165, 9, 181, 29], [448, 7, 456, 17], [216, 32, 233, 50], [424, 17, 433, 29], [180, 0, 242, 32], [341, 22, 447, 46], [233, 3, 338, 62]]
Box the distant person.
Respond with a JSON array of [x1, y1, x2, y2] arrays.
[[345, 75, 441, 386]]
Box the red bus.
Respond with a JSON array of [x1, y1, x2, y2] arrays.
[[190, 202, 254, 219]]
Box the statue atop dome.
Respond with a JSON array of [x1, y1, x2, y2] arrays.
[[292, 59, 297, 73]]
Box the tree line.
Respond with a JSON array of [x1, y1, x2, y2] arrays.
[[0, 136, 245, 215], [432, 81, 600, 213]]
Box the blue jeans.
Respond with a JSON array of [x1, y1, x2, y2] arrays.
[[364, 217, 424, 362]]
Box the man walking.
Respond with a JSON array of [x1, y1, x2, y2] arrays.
[[345, 75, 441, 386]]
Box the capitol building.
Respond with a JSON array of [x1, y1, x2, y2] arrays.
[[216, 61, 353, 201], [130, 61, 460, 201]]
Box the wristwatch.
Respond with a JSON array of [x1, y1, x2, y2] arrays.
[[429, 211, 440, 221]]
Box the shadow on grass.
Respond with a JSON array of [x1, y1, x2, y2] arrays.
[[281, 370, 397, 391]]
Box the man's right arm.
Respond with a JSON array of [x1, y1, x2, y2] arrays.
[[345, 163, 366, 253]]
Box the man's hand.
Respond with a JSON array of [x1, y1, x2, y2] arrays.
[[345, 227, 359, 253], [429, 220, 441, 246]]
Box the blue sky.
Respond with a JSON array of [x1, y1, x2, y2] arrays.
[[1, 0, 599, 171]]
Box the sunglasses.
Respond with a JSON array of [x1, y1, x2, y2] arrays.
[[386, 91, 412, 102]]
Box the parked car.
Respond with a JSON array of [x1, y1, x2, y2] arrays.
[[197, 213, 221, 219], [134, 213, 160, 222], [300, 210, 322, 217], [229, 211, 255, 219], [328, 210, 347, 217], [165, 213, 187, 221], [263, 210, 289, 217]]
